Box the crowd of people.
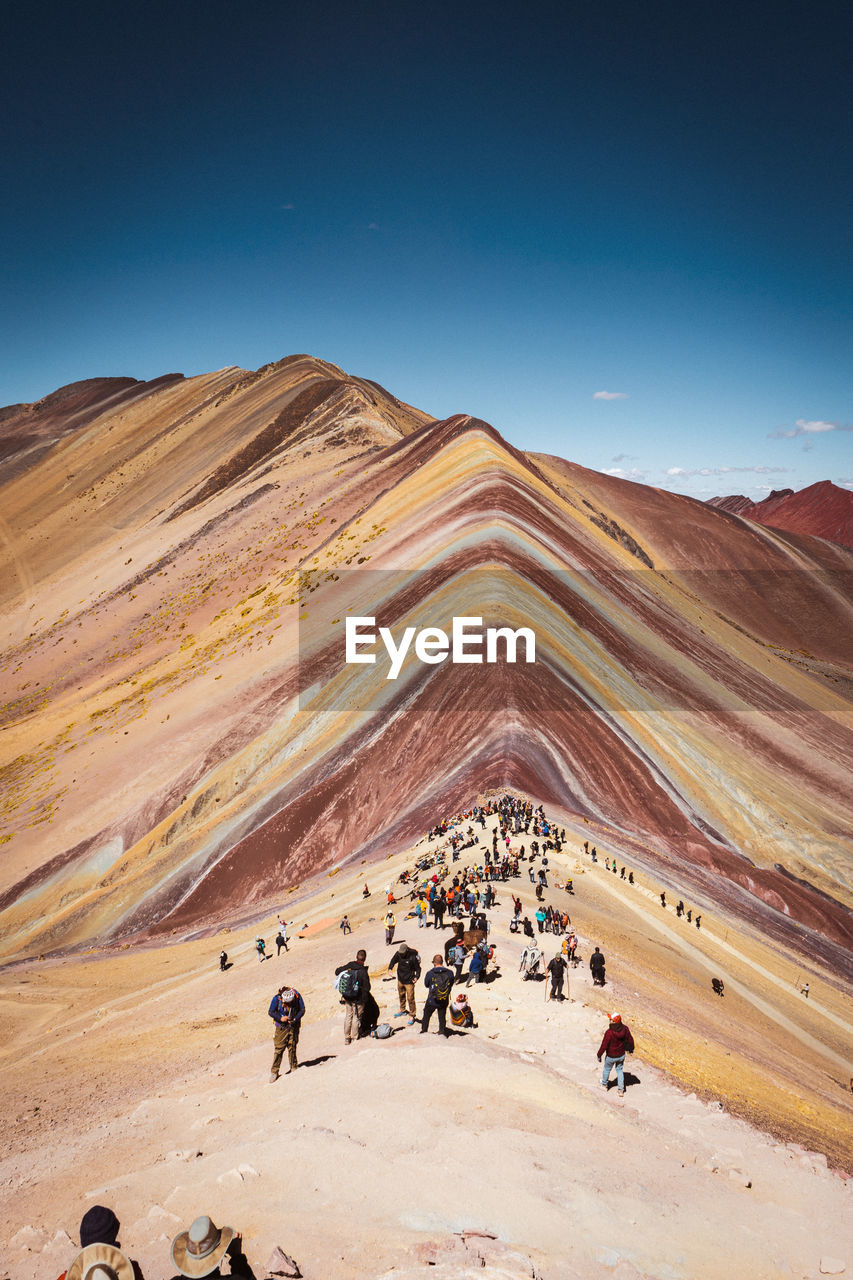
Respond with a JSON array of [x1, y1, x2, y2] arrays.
[[259, 793, 646, 1073]]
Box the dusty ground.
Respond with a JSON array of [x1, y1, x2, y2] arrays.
[[2, 811, 852, 1280]]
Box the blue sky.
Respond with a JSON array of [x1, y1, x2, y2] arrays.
[[1, 0, 850, 498]]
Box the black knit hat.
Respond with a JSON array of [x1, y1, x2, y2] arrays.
[[80, 1205, 120, 1248]]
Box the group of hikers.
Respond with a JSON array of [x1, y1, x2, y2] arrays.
[[54, 1203, 279, 1279], [580, 841, 704, 928], [262, 792, 641, 1085]]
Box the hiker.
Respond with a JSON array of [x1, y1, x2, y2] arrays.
[[275, 930, 287, 956], [589, 946, 606, 986], [567, 931, 578, 965], [421, 953, 455, 1036], [384, 910, 396, 945], [389, 942, 421, 1022], [363, 883, 371, 897], [519, 944, 542, 980], [466, 943, 487, 985], [268, 985, 304, 1080], [449, 991, 475, 1029], [170, 1214, 255, 1278], [522, 916, 535, 939], [535, 906, 546, 933], [660, 892, 666, 909], [277, 917, 288, 948], [219, 950, 227, 972], [695, 914, 702, 929], [597, 1012, 634, 1095], [449, 938, 467, 981], [801, 982, 810, 998], [255, 937, 267, 963], [711, 977, 725, 996], [335, 949, 370, 1043], [59, 1206, 139, 1280], [546, 951, 568, 1000], [339, 915, 352, 935]]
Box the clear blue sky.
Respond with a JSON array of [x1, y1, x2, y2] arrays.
[[1, 0, 850, 498]]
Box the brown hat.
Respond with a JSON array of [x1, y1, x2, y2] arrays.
[[171, 1215, 235, 1277], [66, 1244, 134, 1280]]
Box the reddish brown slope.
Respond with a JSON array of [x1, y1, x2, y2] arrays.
[[708, 481, 853, 548]]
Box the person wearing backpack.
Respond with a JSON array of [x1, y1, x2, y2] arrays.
[[335, 949, 370, 1044], [449, 940, 467, 982], [268, 986, 305, 1080], [420, 954, 455, 1036]]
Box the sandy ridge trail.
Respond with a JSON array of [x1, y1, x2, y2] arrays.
[[1, 814, 852, 1280], [583, 850, 853, 1069]]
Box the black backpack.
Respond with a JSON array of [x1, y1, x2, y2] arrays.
[[338, 967, 363, 1002], [431, 969, 453, 1001]]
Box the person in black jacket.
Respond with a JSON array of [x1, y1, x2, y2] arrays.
[[420, 954, 455, 1037], [334, 949, 370, 1044], [589, 946, 606, 986], [389, 942, 421, 1022]]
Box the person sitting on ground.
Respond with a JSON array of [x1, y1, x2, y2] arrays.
[[449, 990, 476, 1029], [60, 1206, 141, 1280], [170, 1214, 255, 1278], [522, 915, 534, 938], [389, 942, 421, 1022]]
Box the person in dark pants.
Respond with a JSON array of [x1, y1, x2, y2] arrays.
[[546, 952, 567, 1000], [420, 954, 454, 1036], [589, 946, 606, 986]]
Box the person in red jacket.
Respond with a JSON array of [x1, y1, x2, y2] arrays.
[[597, 1012, 634, 1095]]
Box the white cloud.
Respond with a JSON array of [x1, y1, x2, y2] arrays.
[[279, 202, 295, 210], [768, 419, 850, 439], [604, 466, 646, 480], [611, 453, 637, 462], [367, 222, 380, 231], [593, 391, 628, 400], [666, 464, 787, 479]]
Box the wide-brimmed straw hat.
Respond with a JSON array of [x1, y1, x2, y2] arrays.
[[66, 1243, 134, 1280], [171, 1215, 234, 1277]]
